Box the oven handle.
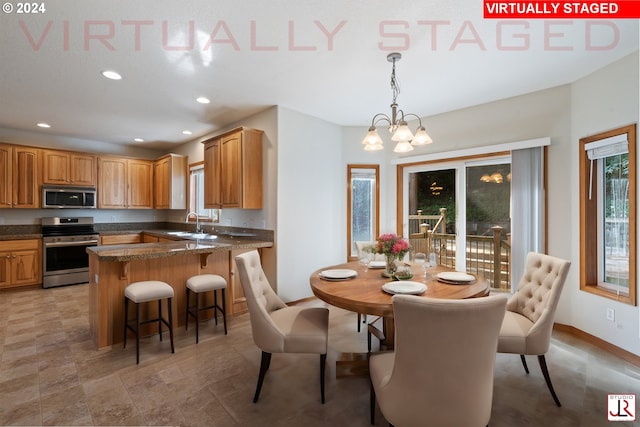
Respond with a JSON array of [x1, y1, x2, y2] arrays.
[[44, 239, 99, 247]]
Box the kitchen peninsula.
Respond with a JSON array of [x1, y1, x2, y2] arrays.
[[87, 230, 273, 350]]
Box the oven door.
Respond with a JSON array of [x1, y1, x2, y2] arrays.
[[43, 238, 98, 288]]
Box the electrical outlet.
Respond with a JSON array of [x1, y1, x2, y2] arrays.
[[606, 308, 615, 322]]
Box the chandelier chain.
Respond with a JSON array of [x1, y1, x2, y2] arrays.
[[390, 58, 400, 105]]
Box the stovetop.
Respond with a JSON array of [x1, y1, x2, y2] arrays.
[[41, 217, 96, 237]]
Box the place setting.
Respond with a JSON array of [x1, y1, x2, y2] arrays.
[[436, 271, 476, 285], [318, 269, 358, 281], [381, 281, 427, 295]]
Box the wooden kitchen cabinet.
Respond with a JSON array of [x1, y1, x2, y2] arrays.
[[98, 156, 153, 209], [228, 248, 254, 314], [0, 144, 40, 209], [42, 149, 96, 186], [203, 127, 263, 209], [154, 154, 187, 209], [99, 233, 143, 245], [0, 239, 42, 289]]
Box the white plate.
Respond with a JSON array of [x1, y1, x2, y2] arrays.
[[319, 269, 357, 280], [368, 261, 386, 269], [436, 271, 475, 284], [382, 281, 427, 295]]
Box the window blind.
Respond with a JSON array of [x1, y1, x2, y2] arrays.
[[585, 134, 628, 199]]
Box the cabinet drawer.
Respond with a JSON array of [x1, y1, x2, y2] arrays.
[[0, 239, 40, 251], [99, 234, 142, 245]]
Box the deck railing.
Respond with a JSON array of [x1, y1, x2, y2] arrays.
[[408, 210, 511, 291]]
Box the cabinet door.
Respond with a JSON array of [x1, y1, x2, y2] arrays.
[[221, 132, 242, 207], [204, 139, 222, 208], [70, 154, 96, 186], [128, 160, 153, 209], [11, 249, 40, 286], [42, 150, 70, 184], [0, 146, 12, 208], [153, 158, 169, 209], [98, 157, 128, 208], [229, 248, 252, 314], [0, 252, 10, 288], [13, 147, 40, 208]]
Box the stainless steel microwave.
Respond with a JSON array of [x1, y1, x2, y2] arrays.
[[42, 186, 97, 209]]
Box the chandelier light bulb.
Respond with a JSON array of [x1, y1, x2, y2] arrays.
[[362, 127, 383, 146], [411, 126, 433, 145], [364, 142, 384, 151], [393, 141, 414, 153], [391, 122, 414, 142]]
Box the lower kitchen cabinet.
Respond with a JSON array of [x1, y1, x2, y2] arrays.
[[228, 248, 255, 314], [197, 247, 258, 315], [0, 239, 42, 289]]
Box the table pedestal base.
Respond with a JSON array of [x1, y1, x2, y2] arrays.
[[336, 352, 369, 378]]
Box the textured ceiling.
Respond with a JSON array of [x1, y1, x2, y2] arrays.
[[1, 1, 638, 150]]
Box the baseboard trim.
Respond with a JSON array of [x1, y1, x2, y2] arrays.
[[554, 323, 640, 367]]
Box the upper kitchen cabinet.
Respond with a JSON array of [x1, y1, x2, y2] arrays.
[[42, 149, 96, 186], [0, 144, 40, 208], [203, 127, 264, 209], [98, 156, 153, 209], [154, 154, 187, 209]]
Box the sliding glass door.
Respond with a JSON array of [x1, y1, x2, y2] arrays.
[[404, 156, 512, 290]]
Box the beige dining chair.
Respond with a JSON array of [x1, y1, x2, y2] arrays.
[[369, 294, 507, 427], [235, 250, 330, 403], [498, 252, 571, 407]]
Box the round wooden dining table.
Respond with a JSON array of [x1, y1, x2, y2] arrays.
[[310, 261, 490, 349]]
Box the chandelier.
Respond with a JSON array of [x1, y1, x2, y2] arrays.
[[362, 52, 433, 152]]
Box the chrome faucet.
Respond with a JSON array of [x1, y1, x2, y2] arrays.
[[185, 211, 201, 233]]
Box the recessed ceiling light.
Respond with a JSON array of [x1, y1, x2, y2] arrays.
[[134, 138, 144, 142], [37, 123, 51, 128], [196, 97, 210, 104], [101, 70, 122, 80], [182, 130, 193, 135]]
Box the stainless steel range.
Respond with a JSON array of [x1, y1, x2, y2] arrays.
[[41, 217, 99, 288]]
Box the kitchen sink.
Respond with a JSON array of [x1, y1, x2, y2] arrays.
[[166, 231, 217, 240], [190, 233, 216, 239], [167, 231, 192, 236]]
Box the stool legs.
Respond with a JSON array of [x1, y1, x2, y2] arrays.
[[123, 296, 174, 365], [186, 288, 227, 342]]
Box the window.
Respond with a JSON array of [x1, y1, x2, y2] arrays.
[[189, 161, 218, 223], [347, 165, 379, 260], [579, 124, 636, 305]]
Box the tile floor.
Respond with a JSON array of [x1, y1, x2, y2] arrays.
[[1, 284, 639, 426]]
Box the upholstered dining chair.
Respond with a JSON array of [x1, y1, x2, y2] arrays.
[[235, 250, 329, 403], [369, 294, 507, 427], [498, 252, 571, 407]]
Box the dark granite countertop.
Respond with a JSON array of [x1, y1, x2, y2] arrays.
[[88, 229, 273, 262], [0, 234, 42, 241]]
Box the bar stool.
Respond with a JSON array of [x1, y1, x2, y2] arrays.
[[123, 280, 175, 364], [185, 274, 227, 343]]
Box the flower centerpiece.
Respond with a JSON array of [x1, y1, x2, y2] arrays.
[[373, 233, 411, 277]]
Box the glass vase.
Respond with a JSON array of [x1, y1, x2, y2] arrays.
[[384, 253, 399, 277]]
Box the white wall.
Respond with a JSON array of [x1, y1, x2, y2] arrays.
[[275, 107, 343, 302], [569, 52, 639, 355]]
